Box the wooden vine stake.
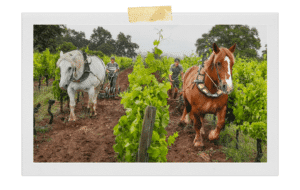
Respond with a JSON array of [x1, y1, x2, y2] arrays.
[[48, 100, 55, 124], [137, 106, 156, 162], [236, 129, 240, 149], [255, 138, 263, 162], [34, 103, 41, 135]]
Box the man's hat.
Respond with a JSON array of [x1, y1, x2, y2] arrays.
[[175, 58, 180, 63], [111, 56, 115, 60]]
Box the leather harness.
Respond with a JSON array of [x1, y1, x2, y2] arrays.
[[193, 54, 224, 98], [69, 51, 95, 83]]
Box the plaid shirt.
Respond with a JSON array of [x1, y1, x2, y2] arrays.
[[169, 64, 183, 80], [106, 62, 119, 72]]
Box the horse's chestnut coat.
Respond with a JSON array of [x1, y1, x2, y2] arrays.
[[180, 43, 236, 147]]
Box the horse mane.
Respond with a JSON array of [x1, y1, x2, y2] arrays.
[[203, 52, 215, 71]]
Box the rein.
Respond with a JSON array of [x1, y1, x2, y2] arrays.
[[203, 69, 219, 90]]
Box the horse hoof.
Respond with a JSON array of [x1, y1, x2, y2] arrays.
[[208, 130, 219, 141], [194, 141, 204, 147]]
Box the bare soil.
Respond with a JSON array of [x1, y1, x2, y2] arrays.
[[34, 67, 231, 162]]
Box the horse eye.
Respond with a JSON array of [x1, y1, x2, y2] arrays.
[[218, 62, 221, 66], [68, 67, 72, 71]]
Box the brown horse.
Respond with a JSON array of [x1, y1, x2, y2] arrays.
[[179, 43, 236, 147]]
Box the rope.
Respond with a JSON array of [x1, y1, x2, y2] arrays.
[[203, 70, 220, 90]]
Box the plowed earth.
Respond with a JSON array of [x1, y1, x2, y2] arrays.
[[34, 67, 231, 162]]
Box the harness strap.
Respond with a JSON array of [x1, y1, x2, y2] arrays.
[[70, 61, 91, 83], [70, 53, 102, 84], [193, 54, 224, 98]]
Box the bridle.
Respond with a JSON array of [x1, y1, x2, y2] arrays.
[[193, 54, 224, 98], [203, 65, 221, 91]]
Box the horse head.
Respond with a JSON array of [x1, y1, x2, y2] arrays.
[[57, 50, 85, 90], [205, 43, 236, 94], [58, 51, 73, 90]]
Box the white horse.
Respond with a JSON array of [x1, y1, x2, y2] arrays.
[[57, 50, 106, 121]]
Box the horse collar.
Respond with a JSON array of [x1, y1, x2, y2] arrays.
[[71, 58, 91, 83], [194, 61, 224, 98]]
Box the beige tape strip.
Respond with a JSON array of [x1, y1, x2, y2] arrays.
[[128, 6, 172, 23]]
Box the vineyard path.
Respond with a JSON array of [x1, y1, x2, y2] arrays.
[[34, 67, 232, 162]]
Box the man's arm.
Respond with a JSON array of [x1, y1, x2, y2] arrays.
[[106, 63, 110, 73], [169, 65, 173, 81], [114, 63, 119, 73], [180, 65, 184, 81], [169, 74, 173, 81]]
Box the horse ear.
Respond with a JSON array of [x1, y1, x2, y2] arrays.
[[60, 51, 64, 57], [229, 43, 236, 53], [213, 43, 220, 54]]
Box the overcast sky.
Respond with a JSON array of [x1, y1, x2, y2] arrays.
[[68, 25, 267, 57]]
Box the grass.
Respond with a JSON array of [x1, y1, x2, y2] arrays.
[[34, 84, 83, 124], [34, 85, 60, 123], [219, 124, 267, 162], [205, 114, 267, 162], [35, 124, 53, 133]]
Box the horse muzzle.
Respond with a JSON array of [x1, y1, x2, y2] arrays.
[[221, 83, 233, 94], [226, 86, 234, 94]]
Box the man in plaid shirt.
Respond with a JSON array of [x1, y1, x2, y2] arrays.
[[106, 57, 119, 88]]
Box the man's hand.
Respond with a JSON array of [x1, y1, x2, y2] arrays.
[[169, 74, 173, 82]]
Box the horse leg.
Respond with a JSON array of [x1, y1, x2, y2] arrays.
[[174, 87, 178, 99], [92, 85, 101, 115], [193, 113, 204, 147], [179, 97, 191, 126], [178, 107, 188, 127], [185, 113, 191, 124], [209, 106, 226, 140], [87, 87, 95, 116], [68, 88, 76, 122]]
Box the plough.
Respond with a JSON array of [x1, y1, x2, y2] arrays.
[[98, 72, 121, 99]]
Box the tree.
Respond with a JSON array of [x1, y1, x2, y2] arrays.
[[195, 33, 214, 58], [58, 29, 89, 49], [89, 27, 116, 55], [56, 42, 77, 52], [34, 25, 66, 52], [126, 42, 139, 58], [115, 32, 127, 57], [116, 32, 139, 58], [98, 39, 116, 56], [195, 25, 261, 58], [262, 44, 267, 59]]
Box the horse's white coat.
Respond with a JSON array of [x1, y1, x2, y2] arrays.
[[224, 56, 233, 89], [59, 53, 106, 121]]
